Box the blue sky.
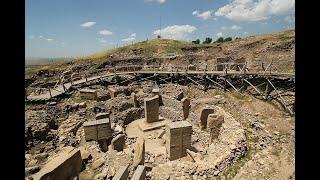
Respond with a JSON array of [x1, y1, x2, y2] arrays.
[[25, 0, 295, 58]]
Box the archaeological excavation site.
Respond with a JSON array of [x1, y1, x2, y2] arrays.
[[25, 30, 295, 180]]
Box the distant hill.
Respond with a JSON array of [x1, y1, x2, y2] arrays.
[[25, 57, 74, 66]]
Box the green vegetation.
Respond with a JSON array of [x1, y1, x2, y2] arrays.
[[76, 38, 212, 63], [214, 37, 233, 43], [192, 39, 200, 44], [223, 144, 254, 179], [224, 37, 232, 42], [203, 37, 213, 44], [215, 37, 224, 43]]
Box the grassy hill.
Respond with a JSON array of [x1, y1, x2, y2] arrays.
[[25, 29, 295, 76], [75, 38, 213, 63]]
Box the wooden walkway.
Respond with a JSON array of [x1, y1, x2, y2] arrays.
[[26, 69, 294, 102]]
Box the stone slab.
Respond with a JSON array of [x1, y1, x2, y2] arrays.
[[138, 117, 166, 132], [113, 165, 129, 180], [131, 165, 146, 180], [33, 148, 82, 180]]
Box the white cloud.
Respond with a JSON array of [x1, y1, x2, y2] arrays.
[[231, 25, 242, 30], [122, 37, 135, 42], [28, 35, 35, 39], [38, 35, 43, 39], [99, 29, 113, 36], [81, 21, 96, 28], [153, 25, 197, 40], [217, 32, 223, 37], [243, 31, 249, 35], [46, 38, 54, 42], [145, 0, 166, 4], [97, 38, 107, 43], [284, 15, 295, 23], [222, 25, 242, 30], [122, 33, 137, 42], [215, 0, 295, 22], [192, 10, 213, 20]]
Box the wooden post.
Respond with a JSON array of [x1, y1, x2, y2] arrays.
[[85, 73, 88, 82], [204, 75, 208, 91], [224, 77, 227, 92], [62, 83, 66, 92], [70, 74, 73, 85], [264, 81, 269, 99], [48, 86, 52, 98], [171, 73, 174, 83]]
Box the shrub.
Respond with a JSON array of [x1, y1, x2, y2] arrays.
[[203, 37, 213, 44]]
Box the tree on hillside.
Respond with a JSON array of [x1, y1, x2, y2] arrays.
[[192, 39, 200, 44], [215, 37, 224, 43], [157, 35, 161, 39], [224, 37, 232, 42], [235, 37, 241, 40], [203, 37, 212, 44]]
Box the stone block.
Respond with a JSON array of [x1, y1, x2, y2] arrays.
[[151, 88, 160, 97], [80, 89, 97, 100], [144, 95, 159, 123], [207, 114, 225, 142], [166, 121, 192, 161], [108, 87, 118, 98], [199, 107, 214, 130], [133, 138, 145, 167], [96, 112, 110, 120], [33, 148, 82, 180], [181, 98, 190, 120], [111, 134, 126, 151], [83, 118, 112, 141], [131, 92, 138, 108]]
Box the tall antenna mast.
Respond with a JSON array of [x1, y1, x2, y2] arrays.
[[160, 16, 162, 38]]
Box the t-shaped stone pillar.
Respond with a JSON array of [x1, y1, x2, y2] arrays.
[[207, 114, 224, 143], [144, 95, 160, 123], [181, 98, 190, 120], [199, 107, 214, 130]]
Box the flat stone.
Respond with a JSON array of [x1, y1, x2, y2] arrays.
[[114, 125, 123, 134], [92, 157, 105, 170], [32, 148, 82, 180], [79, 102, 87, 108], [138, 118, 166, 132]]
